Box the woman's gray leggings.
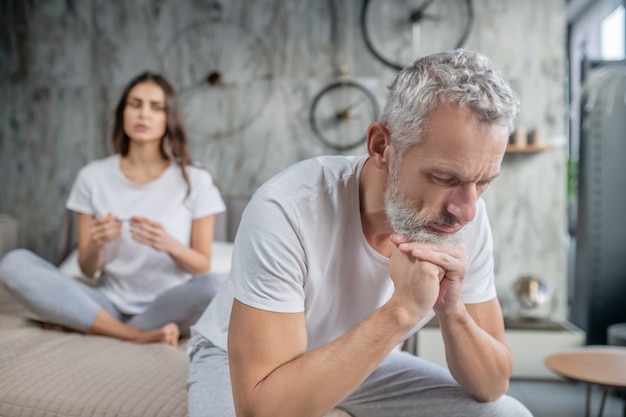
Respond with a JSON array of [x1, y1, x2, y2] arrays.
[[0, 248, 226, 336]]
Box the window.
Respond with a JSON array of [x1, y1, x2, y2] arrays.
[[601, 5, 625, 59]]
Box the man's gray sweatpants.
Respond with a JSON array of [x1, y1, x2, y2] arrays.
[[187, 338, 533, 417]]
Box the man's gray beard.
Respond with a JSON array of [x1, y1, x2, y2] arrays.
[[384, 176, 464, 248]]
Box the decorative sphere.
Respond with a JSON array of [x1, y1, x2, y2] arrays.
[[511, 275, 555, 320]]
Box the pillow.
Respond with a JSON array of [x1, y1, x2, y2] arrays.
[[210, 241, 234, 276]]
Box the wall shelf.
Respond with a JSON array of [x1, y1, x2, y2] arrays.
[[506, 144, 553, 153]]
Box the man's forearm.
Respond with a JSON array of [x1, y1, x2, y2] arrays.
[[233, 301, 417, 417], [439, 308, 513, 402]]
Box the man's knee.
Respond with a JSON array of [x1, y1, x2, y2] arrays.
[[480, 394, 533, 417]]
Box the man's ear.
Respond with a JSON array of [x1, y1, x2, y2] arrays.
[[366, 122, 393, 169]]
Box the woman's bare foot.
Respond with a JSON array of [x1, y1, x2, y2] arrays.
[[160, 323, 180, 347], [86, 309, 180, 346], [134, 322, 180, 347]]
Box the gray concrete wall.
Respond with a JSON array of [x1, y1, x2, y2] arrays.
[[0, 0, 568, 320]]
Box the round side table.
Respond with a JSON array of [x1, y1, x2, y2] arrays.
[[545, 346, 626, 417]]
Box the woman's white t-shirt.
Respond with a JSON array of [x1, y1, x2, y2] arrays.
[[66, 154, 225, 314], [190, 155, 496, 352]]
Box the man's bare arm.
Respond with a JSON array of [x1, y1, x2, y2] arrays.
[[439, 298, 513, 401], [228, 245, 441, 417], [392, 236, 513, 401]]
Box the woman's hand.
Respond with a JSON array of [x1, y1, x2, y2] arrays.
[[129, 216, 177, 253], [90, 213, 123, 247]]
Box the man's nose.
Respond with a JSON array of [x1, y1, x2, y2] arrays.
[[446, 184, 477, 223]]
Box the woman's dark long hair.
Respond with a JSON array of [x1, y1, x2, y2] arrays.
[[112, 71, 191, 194]]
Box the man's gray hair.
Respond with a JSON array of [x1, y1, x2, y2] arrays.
[[380, 49, 520, 156]]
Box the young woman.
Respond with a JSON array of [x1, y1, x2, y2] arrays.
[[0, 72, 227, 346]]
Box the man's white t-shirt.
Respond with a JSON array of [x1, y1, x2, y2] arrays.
[[66, 154, 226, 314], [190, 155, 496, 352]]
